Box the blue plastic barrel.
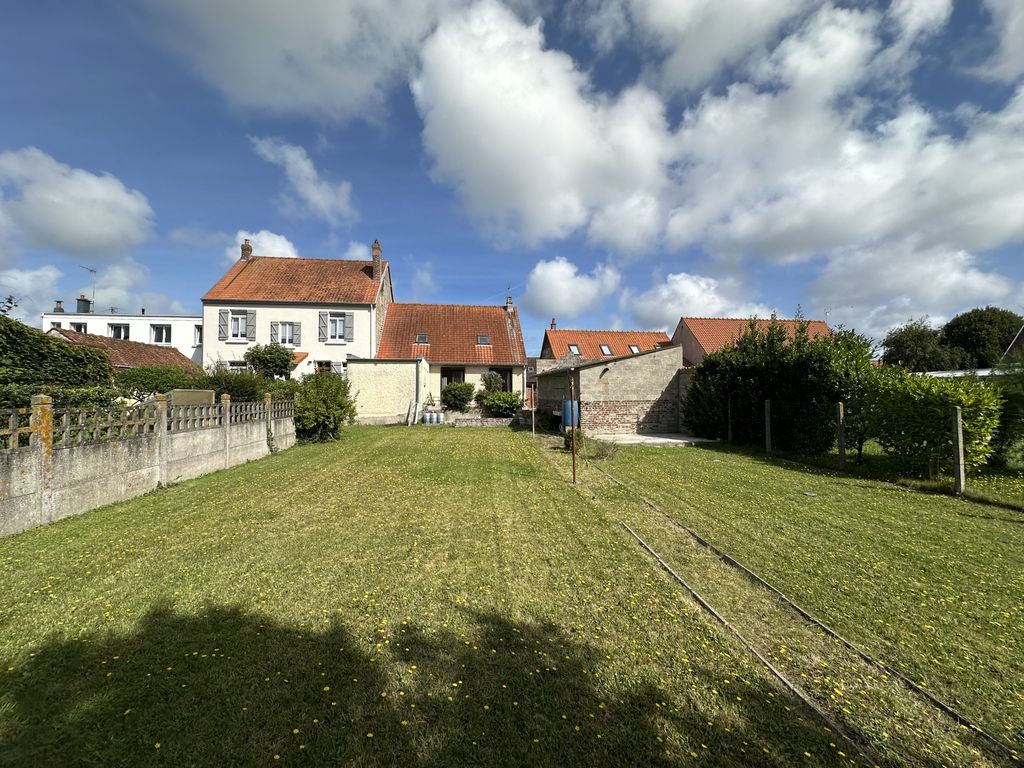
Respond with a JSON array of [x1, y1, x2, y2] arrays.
[[561, 400, 579, 432]]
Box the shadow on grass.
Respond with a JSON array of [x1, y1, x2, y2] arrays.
[[0, 604, 848, 767]]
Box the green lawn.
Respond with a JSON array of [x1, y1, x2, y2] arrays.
[[596, 443, 1024, 760], [0, 427, 1018, 767]]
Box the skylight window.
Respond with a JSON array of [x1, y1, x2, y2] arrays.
[[415, 333, 429, 343], [477, 335, 490, 345], [600, 344, 612, 355], [568, 344, 580, 355], [629, 345, 640, 354]]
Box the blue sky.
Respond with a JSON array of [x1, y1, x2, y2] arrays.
[[2, 0, 1023, 355]]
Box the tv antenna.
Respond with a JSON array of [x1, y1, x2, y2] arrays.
[[79, 265, 97, 310]]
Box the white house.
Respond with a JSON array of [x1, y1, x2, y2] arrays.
[[200, 239, 394, 378], [41, 296, 203, 365]]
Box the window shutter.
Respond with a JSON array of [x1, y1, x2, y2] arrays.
[[270, 322, 279, 343], [293, 322, 302, 346], [218, 309, 228, 341], [319, 312, 328, 342], [246, 310, 256, 341], [344, 312, 354, 342]]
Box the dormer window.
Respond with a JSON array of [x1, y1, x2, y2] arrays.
[[477, 335, 490, 345], [415, 333, 429, 343], [629, 344, 640, 354], [600, 344, 612, 355], [567, 344, 580, 355]]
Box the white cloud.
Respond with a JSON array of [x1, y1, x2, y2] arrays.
[[621, 272, 772, 331], [412, 0, 673, 249], [0, 265, 62, 324], [0, 147, 153, 259], [889, 0, 952, 42], [980, 0, 1024, 82], [810, 243, 1020, 342], [141, 0, 466, 122], [79, 259, 189, 316], [521, 257, 620, 318], [411, 261, 439, 300], [225, 230, 300, 263], [342, 240, 370, 259], [250, 137, 355, 226]]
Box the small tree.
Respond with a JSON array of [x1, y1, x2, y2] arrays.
[[942, 306, 1023, 369], [294, 372, 357, 441], [243, 343, 295, 379], [881, 318, 962, 372]]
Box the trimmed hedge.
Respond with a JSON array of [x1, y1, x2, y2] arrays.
[[441, 382, 476, 412], [0, 316, 114, 390], [480, 390, 522, 417]]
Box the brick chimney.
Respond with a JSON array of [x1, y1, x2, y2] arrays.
[[506, 295, 514, 313], [372, 239, 382, 281], [240, 238, 253, 261], [550, 318, 557, 330]]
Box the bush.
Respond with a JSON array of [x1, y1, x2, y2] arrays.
[[867, 369, 1002, 476], [479, 390, 522, 417], [0, 316, 114, 390], [479, 371, 503, 393], [564, 427, 585, 451], [0, 384, 120, 410], [988, 362, 1024, 468], [243, 343, 296, 380], [202, 368, 267, 402], [116, 366, 201, 404], [294, 372, 357, 442], [265, 378, 301, 401], [441, 382, 476, 412]]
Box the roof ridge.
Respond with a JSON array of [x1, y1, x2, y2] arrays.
[[547, 328, 669, 334], [391, 302, 515, 310], [682, 316, 827, 323]]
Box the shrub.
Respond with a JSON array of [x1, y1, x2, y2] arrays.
[[0, 384, 119, 409], [116, 366, 201, 404], [563, 427, 585, 451], [988, 362, 1024, 468], [867, 369, 1002, 475], [265, 378, 301, 401], [0, 316, 114, 390], [294, 372, 357, 442], [244, 343, 296, 379], [480, 390, 522, 417], [202, 368, 267, 402], [441, 382, 476, 412], [479, 371, 503, 393]]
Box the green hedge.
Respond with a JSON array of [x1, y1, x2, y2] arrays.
[[867, 370, 1002, 475], [480, 390, 522, 417], [0, 316, 114, 392], [441, 382, 476, 412], [294, 373, 357, 442]]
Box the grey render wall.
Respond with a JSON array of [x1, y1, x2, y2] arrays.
[[0, 399, 296, 538]]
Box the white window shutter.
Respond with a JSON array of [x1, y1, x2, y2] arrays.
[[344, 312, 354, 342], [246, 310, 256, 341], [319, 312, 328, 342], [293, 322, 302, 346], [218, 309, 228, 341], [270, 322, 279, 343]]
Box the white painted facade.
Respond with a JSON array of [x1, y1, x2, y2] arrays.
[[40, 311, 204, 365], [201, 301, 377, 378]]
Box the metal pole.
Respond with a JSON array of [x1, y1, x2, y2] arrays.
[[951, 405, 965, 495], [836, 401, 846, 470], [570, 369, 577, 485], [764, 399, 772, 455]]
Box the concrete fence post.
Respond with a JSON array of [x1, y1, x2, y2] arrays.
[[30, 395, 53, 525], [836, 401, 846, 470], [764, 399, 772, 455], [154, 393, 168, 486], [263, 392, 274, 454], [951, 405, 965, 495], [221, 393, 231, 469]]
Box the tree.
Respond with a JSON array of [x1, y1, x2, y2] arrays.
[[941, 306, 1023, 369], [881, 318, 962, 372], [243, 343, 295, 379], [294, 372, 357, 441]]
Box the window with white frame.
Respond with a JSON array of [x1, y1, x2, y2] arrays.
[[628, 344, 640, 354], [70, 322, 87, 333], [151, 325, 171, 344], [567, 344, 580, 355], [477, 334, 490, 345], [329, 313, 346, 341], [50, 321, 62, 329], [230, 311, 247, 340], [109, 323, 129, 340], [600, 344, 612, 355], [194, 325, 203, 346], [279, 322, 296, 346]]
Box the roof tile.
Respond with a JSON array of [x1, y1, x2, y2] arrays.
[[202, 256, 387, 304], [681, 317, 831, 355], [49, 329, 200, 372], [377, 304, 527, 365], [542, 329, 671, 360]]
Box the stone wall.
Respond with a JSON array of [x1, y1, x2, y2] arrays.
[[0, 394, 295, 538]]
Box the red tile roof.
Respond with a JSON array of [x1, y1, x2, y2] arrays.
[[681, 317, 831, 356], [202, 256, 388, 304], [377, 304, 527, 365], [541, 329, 671, 360], [48, 329, 201, 372]]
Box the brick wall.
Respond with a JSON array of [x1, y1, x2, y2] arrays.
[[581, 398, 678, 434]]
